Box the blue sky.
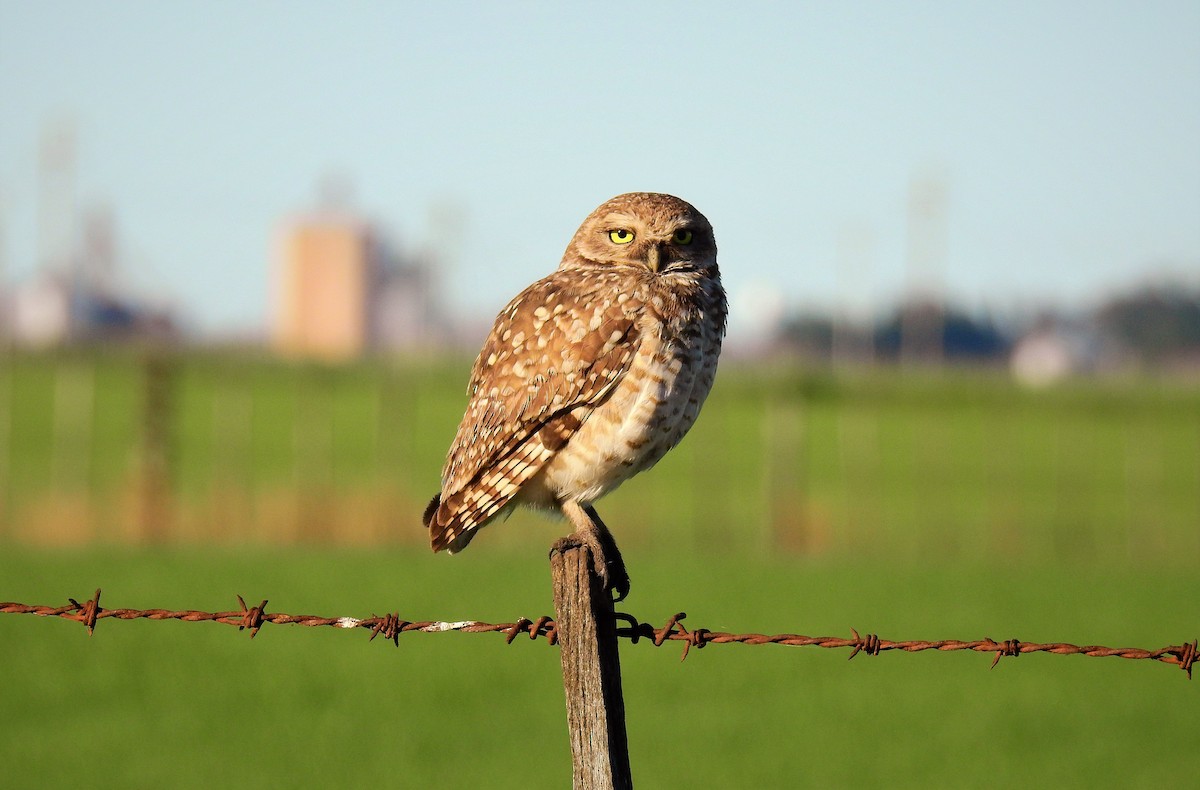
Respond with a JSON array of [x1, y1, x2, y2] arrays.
[[1, 2, 1197, 336]]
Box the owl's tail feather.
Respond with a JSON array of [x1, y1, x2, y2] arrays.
[[426, 489, 521, 554], [425, 494, 477, 554]]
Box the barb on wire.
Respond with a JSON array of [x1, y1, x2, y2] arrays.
[[0, 590, 1194, 680]]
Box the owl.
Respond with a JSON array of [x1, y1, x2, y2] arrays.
[[423, 192, 726, 600]]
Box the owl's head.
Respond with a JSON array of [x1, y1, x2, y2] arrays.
[[561, 192, 717, 275]]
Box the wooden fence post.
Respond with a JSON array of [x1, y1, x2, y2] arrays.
[[550, 539, 634, 789]]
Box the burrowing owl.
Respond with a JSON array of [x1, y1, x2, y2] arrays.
[[423, 192, 726, 600]]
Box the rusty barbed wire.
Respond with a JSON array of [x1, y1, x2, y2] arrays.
[[1, 588, 1194, 679]]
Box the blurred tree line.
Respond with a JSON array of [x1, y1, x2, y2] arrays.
[[777, 281, 1200, 368], [1096, 285, 1200, 363]]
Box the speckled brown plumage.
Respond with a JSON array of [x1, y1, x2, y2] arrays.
[[423, 192, 726, 599]]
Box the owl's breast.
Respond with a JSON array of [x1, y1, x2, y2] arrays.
[[524, 286, 723, 506]]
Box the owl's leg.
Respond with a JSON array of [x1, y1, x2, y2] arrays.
[[558, 500, 630, 602]]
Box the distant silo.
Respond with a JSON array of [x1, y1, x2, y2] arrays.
[[273, 216, 375, 360]]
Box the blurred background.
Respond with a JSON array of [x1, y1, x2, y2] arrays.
[[1, 3, 1197, 788]]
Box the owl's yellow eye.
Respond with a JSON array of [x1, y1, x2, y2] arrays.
[[672, 229, 694, 245], [608, 229, 635, 244]]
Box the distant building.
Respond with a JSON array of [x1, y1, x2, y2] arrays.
[[11, 272, 72, 346], [273, 217, 373, 360], [1009, 328, 1076, 387], [1009, 319, 1133, 385], [271, 212, 443, 360], [4, 205, 177, 348]]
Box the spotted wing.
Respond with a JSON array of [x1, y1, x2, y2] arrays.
[[424, 270, 639, 552]]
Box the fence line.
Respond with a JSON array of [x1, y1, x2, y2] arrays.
[[5, 353, 1200, 563], [2, 588, 1194, 679]]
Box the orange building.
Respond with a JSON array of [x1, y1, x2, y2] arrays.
[[273, 216, 375, 360]]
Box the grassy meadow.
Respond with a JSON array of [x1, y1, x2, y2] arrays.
[[1, 351, 1197, 563], [0, 351, 1197, 787], [2, 549, 1195, 788]]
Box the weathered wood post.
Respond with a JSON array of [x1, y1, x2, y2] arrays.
[[549, 538, 633, 789]]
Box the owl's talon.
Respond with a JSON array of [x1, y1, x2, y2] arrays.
[[607, 563, 631, 603], [587, 540, 630, 603], [561, 502, 632, 602], [551, 519, 631, 602]]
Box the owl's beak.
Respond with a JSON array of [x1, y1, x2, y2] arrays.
[[646, 244, 663, 273]]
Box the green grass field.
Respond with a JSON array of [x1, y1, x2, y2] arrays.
[[1, 547, 1195, 788], [0, 352, 1197, 786], [2, 352, 1198, 565]]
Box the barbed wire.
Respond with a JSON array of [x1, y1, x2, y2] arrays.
[[1, 588, 1194, 679]]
